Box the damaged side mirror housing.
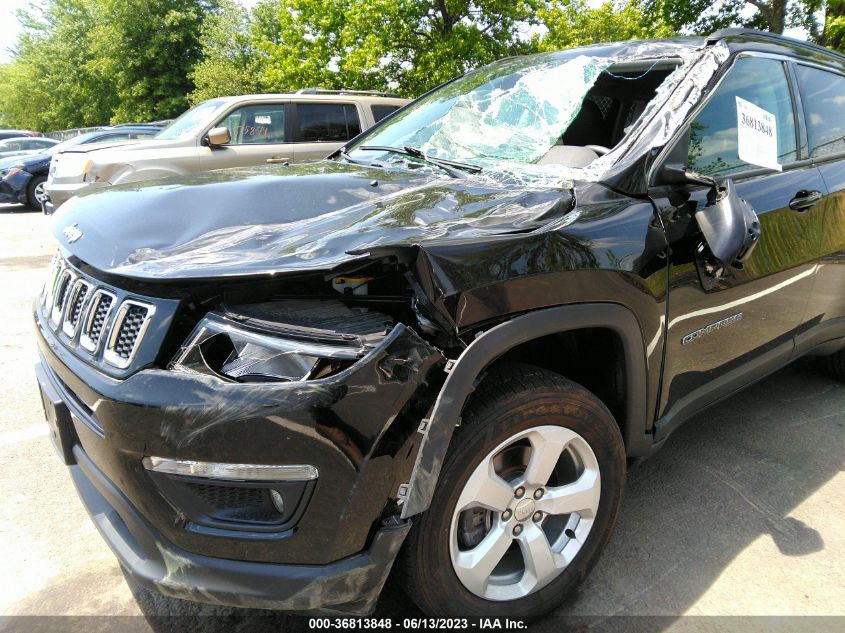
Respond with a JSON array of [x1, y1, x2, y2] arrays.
[[696, 179, 761, 270], [656, 131, 761, 271]]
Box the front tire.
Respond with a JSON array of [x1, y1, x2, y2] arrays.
[[26, 175, 48, 210], [400, 364, 625, 618], [821, 349, 845, 382]]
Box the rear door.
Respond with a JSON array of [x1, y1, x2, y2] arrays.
[[291, 102, 362, 162], [656, 54, 825, 431], [791, 62, 845, 351], [200, 101, 293, 170]]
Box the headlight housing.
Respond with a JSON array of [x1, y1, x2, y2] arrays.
[[170, 302, 392, 383], [3, 166, 23, 180], [54, 154, 94, 180]]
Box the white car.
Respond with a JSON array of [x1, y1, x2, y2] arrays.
[[45, 90, 407, 211]]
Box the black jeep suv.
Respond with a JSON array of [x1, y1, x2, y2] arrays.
[[34, 29, 845, 618]]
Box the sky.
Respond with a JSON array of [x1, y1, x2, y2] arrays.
[[0, 0, 29, 63]]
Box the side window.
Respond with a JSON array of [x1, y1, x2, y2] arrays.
[[372, 104, 400, 123], [296, 104, 361, 142], [795, 65, 845, 159], [218, 104, 286, 144], [688, 57, 797, 176]]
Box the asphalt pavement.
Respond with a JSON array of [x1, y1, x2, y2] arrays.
[[0, 202, 842, 633]]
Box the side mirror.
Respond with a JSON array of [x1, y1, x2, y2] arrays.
[[656, 127, 761, 271], [204, 126, 231, 147], [695, 179, 761, 270]]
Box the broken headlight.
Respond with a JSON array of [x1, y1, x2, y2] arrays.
[[170, 303, 390, 383]]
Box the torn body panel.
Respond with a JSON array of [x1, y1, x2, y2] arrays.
[[35, 301, 443, 565]]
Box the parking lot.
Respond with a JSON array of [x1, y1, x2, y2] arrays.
[[0, 201, 843, 632]]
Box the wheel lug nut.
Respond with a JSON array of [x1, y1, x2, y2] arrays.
[[533, 511, 543, 522], [534, 488, 544, 499], [501, 509, 512, 521], [513, 524, 523, 536], [514, 487, 525, 498]]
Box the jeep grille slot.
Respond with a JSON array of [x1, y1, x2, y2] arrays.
[[50, 269, 74, 327], [104, 300, 156, 369], [62, 279, 91, 337], [42, 252, 62, 309], [80, 290, 116, 353]]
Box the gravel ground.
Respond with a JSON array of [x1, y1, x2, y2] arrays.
[[0, 202, 843, 633]]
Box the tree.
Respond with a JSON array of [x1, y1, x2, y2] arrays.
[[0, 0, 213, 130], [0, 0, 116, 130], [87, 0, 214, 121], [189, 0, 278, 103], [539, 0, 675, 50], [818, 0, 845, 48], [248, 0, 544, 97]]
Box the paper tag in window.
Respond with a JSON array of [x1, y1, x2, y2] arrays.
[[736, 96, 782, 172]]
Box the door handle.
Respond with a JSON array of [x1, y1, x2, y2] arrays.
[[266, 156, 290, 164], [788, 189, 822, 212]]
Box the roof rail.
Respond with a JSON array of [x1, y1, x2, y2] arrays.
[[295, 87, 403, 99], [111, 122, 164, 128], [708, 27, 845, 62]]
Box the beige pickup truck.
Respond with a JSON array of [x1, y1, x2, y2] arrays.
[[44, 89, 407, 212]]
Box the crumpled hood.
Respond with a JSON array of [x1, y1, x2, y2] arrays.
[[53, 161, 574, 280]]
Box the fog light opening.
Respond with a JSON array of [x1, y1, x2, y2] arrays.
[[270, 489, 285, 514]]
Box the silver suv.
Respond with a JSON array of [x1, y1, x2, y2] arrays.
[[44, 89, 407, 211]]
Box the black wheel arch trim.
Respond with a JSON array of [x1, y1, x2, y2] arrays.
[[400, 302, 651, 519]]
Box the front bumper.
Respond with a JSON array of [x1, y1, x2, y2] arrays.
[[69, 441, 411, 614], [0, 178, 24, 204], [33, 291, 441, 611], [44, 180, 92, 208]]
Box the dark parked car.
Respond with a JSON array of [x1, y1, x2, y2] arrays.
[[34, 29, 845, 619], [0, 126, 160, 209], [0, 129, 41, 140]]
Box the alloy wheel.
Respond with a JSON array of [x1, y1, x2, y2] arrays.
[[448, 425, 601, 601]]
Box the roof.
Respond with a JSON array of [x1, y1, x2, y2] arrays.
[[708, 27, 845, 64], [211, 92, 409, 105]]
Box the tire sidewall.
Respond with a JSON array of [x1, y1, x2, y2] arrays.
[[27, 175, 47, 209], [405, 378, 626, 618]]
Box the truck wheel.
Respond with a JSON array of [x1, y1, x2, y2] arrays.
[[822, 350, 845, 382], [400, 363, 625, 618], [26, 175, 48, 210]]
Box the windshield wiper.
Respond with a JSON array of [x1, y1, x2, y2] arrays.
[[359, 145, 482, 178], [338, 148, 382, 168]]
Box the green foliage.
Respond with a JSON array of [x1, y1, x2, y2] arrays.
[[251, 0, 545, 98], [0, 0, 213, 130], [539, 1, 674, 50], [189, 0, 275, 103], [14, 0, 840, 131], [189, 0, 679, 104]]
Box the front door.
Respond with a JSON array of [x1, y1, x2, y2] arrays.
[[201, 101, 293, 169], [656, 55, 825, 434]]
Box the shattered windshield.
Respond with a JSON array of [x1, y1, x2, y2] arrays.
[[348, 48, 694, 188]]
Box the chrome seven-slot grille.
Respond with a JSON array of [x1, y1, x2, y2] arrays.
[[42, 253, 156, 369]]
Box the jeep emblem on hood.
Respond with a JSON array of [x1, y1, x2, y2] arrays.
[[62, 223, 83, 243]]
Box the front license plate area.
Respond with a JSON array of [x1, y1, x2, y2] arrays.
[[39, 384, 76, 465]]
